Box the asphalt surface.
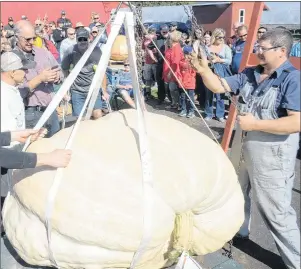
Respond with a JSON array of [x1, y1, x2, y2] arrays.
[[145, 97, 301, 269]]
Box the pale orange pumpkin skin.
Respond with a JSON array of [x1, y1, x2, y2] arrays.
[[110, 35, 128, 61]]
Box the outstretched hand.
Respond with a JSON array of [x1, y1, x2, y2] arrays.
[[187, 47, 210, 74], [11, 128, 48, 143]]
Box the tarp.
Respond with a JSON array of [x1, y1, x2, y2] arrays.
[[111, 5, 190, 23]]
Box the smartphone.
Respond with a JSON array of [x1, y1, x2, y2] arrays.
[[51, 65, 59, 70]]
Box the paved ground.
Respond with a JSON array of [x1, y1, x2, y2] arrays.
[[145, 97, 301, 269]]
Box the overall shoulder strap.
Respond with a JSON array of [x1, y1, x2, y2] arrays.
[[272, 66, 296, 88]]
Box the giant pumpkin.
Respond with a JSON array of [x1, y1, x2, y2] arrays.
[[110, 35, 128, 61], [2, 109, 244, 268]]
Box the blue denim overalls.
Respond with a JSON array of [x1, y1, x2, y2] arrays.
[[236, 67, 300, 269]]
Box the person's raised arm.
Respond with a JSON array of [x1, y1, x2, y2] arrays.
[[188, 51, 231, 94]]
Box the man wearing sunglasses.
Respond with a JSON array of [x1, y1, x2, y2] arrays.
[[231, 24, 248, 74], [58, 10, 72, 32], [60, 27, 76, 60], [189, 28, 300, 269], [13, 20, 63, 138], [253, 26, 267, 53], [4, 17, 15, 32], [61, 28, 108, 119], [89, 13, 100, 29]]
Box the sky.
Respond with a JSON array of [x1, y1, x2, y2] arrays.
[[261, 2, 300, 24]]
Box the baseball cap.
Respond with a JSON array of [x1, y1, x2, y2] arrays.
[[170, 22, 177, 27], [75, 22, 84, 28], [1, 51, 36, 72], [183, 46, 193, 55], [21, 15, 27, 20], [61, 10, 66, 15], [8, 17, 13, 22], [160, 24, 169, 31], [76, 28, 89, 40], [148, 26, 156, 33]]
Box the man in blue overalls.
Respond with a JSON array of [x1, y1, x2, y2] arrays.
[[189, 28, 300, 269]]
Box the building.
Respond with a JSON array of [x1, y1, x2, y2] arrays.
[[0, 2, 125, 27], [192, 2, 300, 40], [192, 2, 269, 38], [260, 2, 300, 40]]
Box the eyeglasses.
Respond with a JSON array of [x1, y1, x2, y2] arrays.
[[239, 33, 248, 38], [92, 31, 98, 34], [257, 31, 266, 34], [20, 36, 37, 42], [257, 46, 282, 53], [78, 37, 88, 42]]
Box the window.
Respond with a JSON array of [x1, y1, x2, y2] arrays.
[[239, 9, 245, 24]]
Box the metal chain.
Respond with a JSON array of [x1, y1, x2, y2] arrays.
[[184, 4, 240, 259], [133, 2, 144, 93], [184, 5, 237, 108]]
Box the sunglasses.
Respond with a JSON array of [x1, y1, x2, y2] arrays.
[[21, 36, 37, 42], [94, 17, 99, 20], [258, 31, 266, 34], [78, 37, 88, 42], [92, 31, 98, 34], [162, 31, 168, 34], [124, 64, 129, 66], [239, 34, 248, 38]]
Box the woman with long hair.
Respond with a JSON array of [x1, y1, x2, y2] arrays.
[[204, 28, 232, 122]]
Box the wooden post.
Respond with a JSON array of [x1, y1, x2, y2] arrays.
[[221, 2, 265, 152]]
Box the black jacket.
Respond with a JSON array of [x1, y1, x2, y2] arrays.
[[0, 132, 37, 171]]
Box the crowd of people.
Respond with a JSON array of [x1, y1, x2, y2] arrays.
[[1, 8, 301, 269], [142, 21, 301, 121]]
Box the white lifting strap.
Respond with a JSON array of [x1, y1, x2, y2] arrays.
[[44, 12, 126, 267], [123, 12, 154, 269], [19, 12, 123, 268]]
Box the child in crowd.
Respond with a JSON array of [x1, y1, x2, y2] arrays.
[[178, 46, 196, 118], [115, 59, 136, 108]]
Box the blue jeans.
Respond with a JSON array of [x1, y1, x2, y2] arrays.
[[25, 108, 60, 138], [204, 88, 225, 119], [180, 90, 195, 113], [71, 90, 103, 117]]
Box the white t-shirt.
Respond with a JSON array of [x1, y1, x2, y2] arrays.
[[1, 80, 25, 146]]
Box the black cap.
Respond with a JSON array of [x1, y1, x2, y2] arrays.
[[8, 17, 13, 22], [148, 26, 157, 33], [61, 10, 66, 15], [170, 22, 177, 27], [160, 24, 169, 31], [76, 28, 89, 40]]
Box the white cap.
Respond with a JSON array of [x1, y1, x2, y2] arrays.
[[1, 51, 36, 72]]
